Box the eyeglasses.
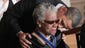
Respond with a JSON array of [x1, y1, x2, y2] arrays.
[[44, 19, 59, 24]]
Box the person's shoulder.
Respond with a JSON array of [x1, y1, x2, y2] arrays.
[[30, 32, 46, 47]]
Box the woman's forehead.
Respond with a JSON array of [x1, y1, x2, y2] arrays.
[[45, 11, 58, 20]]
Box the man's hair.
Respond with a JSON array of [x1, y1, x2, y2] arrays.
[[33, 2, 57, 23], [66, 7, 82, 27]]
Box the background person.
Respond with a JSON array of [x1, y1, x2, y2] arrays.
[[58, 7, 82, 30]]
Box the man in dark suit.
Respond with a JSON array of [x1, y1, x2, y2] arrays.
[[0, 0, 67, 48], [0, 0, 20, 48]]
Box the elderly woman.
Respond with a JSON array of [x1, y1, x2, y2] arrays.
[[27, 3, 68, 48]]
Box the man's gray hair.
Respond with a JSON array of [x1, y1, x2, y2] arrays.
[[33, 2, 57, 23], [66, 7, 82, 27]]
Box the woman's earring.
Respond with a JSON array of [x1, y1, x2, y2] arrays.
[[39, 24, 41, 28]]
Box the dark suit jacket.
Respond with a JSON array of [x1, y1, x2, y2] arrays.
[[0, 0, 21, 48], [0, 0, 66, 48], [80, 23, 85, 48]]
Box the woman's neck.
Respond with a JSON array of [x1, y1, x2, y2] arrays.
[[38, 30, 51, 40], [35, 28, 51, 40]]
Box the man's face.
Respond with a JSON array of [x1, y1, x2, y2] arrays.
[[57, 6, 73, 29], [40, 11, 59, 35], [58, 15, 73, 29], [57, 6, 67, 17]]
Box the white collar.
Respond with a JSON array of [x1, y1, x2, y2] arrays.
[[12, 0, 20, 4]]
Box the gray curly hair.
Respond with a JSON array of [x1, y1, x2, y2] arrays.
[[33, 2, 57, 23]]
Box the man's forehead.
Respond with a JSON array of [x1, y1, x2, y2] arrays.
[[55, 3, 65, 10]]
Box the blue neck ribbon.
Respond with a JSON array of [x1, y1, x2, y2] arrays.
[[35, 32, 57, 48]]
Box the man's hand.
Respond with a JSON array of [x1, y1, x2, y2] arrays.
[[17, 31, 32, 48]]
